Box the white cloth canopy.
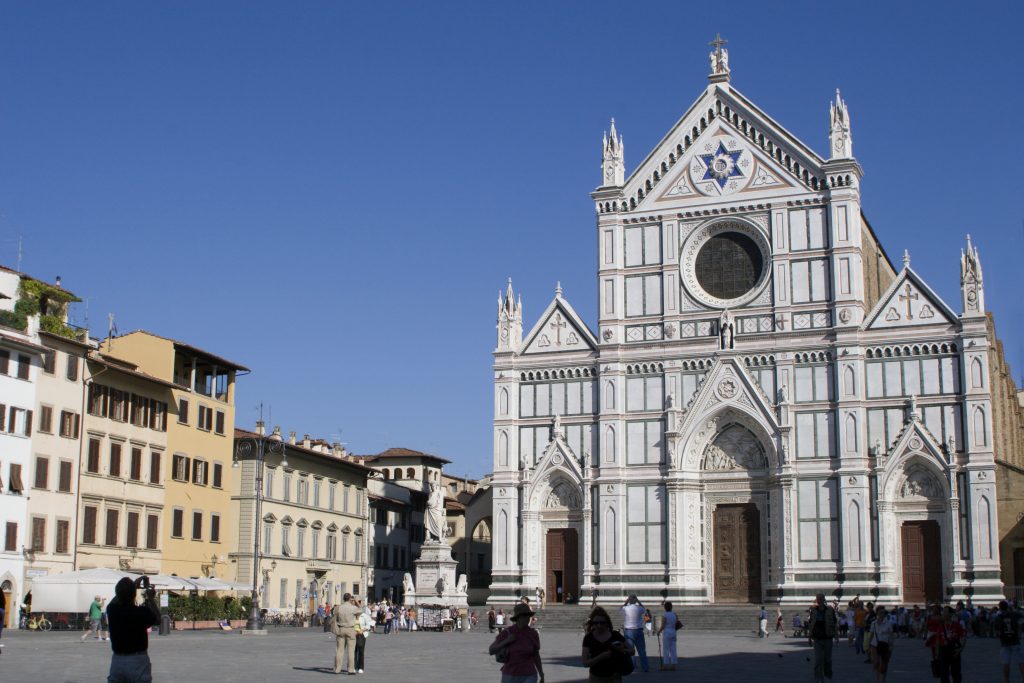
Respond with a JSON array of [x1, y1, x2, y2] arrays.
[[28, 568, 133, 612]]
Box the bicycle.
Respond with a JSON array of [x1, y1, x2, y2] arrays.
[[26, 613, 52, 631]]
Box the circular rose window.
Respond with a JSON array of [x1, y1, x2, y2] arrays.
[[680, 220, 770, 309]]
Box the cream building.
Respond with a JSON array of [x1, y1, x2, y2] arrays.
[[234, 427, 370, 614], [101, 331, 246, 579], [75, 353, 174, 575]]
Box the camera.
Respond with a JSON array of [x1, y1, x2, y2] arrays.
[[135, 575, 156, 599]]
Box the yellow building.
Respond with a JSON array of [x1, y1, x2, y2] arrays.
[[100, 331, 247, 579]]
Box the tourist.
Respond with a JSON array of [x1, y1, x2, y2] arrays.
[[582, 606, 635, 683], [99, 598, 109, 641], [81, 594, 104, 642], [620, 594, 649, 673], [105, 576, 161, 683], [536, 586, 543, 611], [355, 602, 372, 674], [656, 602, 678, 671], [994, 600, 1023, 683], [488, 603, 544, 683], [775, 605, 784, 634], [496, 608, 506, 630], [0, 588, 5, 656], [807, 592, 837, 683], [489, 606, 497, 633], [933, 605, 966, 683], [758, 605, 768, 638], [853, 600, 868, 655], [408, 606, 417, 632], [869, 605, 894, 683], [590, 586, 599, 609], [332, 592, 361, 675]]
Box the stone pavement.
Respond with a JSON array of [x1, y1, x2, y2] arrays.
[[0, 626, 1006, 682]]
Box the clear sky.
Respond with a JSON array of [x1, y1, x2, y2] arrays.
[[2, 1, 1021, 478]]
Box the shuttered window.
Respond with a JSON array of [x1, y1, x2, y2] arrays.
[[34, 456, 49, 489], [130, 448, 142, 481], [82, 506, 98, 544], [149, 452, 161, 485], [87, 438, 101, 473], [58, 460, 73, 492], [212, 463, 223, 489], [9, 463, 24, 493], [192, 512, 203, 540], [43, 350, 56, 373], [105, 509, 119, 546], [31, 517, 46, 552], [17, 354, 29, 380], [0, 350, 7, 374], [4, 521, 16, 551], [109, 442, 122, 477], [211, 514, 221, 543], [171, 509, 184, 538], [146, 515, 159, 550], [66, 355, 79, 381], [215, 411, 225, 435], [39, 405, 53, 433], [56, 520, 70, 554], [126, 512, 140, 548], [178, 398, 189, 425]]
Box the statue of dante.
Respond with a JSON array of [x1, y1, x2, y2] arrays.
[[425, 483, 448, 543]]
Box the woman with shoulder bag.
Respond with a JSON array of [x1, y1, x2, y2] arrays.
[[488, 603, 544, 683], [582, 607, 636, 683], [868, 605, 895, 683]]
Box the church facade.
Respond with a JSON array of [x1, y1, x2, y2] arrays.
[[489, 45, 1012, 606]]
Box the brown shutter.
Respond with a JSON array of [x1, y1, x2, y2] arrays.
[[58, 460, 72, 492], [88, 438, 100, 473], [0, 350, 8, 374], [215, 411, 225, 434], [34, 456, 48, 489], [4, 521, 16, 551], [39, 405, 52, 433], [146, 515, 159, 549], [105, 509, 119, 545], [126, 512, 139, 548], [31, 517, 45, 552], [17, 355, 29, 380], [109, 443, 122, 477], [203, 461, 210, 486], [56, 520, 69, 554], [0, 403, 6, 431], [130, 448, 142, 480], [25, 410, 31, 436], [211, 514, 220, 543], [149, 452, 160, 485], [43, 350, 55, 374], [192, 511, 202, 540], [83, 506, 97, 544], [10, 463, 24, 492], [172, 509, 183, 538], [213, 463, 223, 488]]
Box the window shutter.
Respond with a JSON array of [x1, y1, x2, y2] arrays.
[[126, 512, 139, 548], [10, 463, 24, 493], [131, 448, 142, 480], [146, 515, 159, 549], [43, 350, 55, 373], [31, 517, 45, 552], [25, 409, 32, 436], [203, 460, 209, 485], [211, 514, 220, 543], [56, 520, 69, 554], [83, 506, 97, 544], [150, 452, 161, 484], [172, 509, 183, 538], [59, 460, 72, 492], [0, 403, 6, 431], [4, 521, 16, 551], [34, 456, 48, 489], [17, 355, 29, 380], [105, 509, 119, 545], [213, 463, 223, 488], [88, 438, 100, 472]]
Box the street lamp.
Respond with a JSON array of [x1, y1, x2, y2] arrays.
[[234, 423, 288, 632]]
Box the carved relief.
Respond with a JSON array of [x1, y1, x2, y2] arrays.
[[702, 424, 768, 471], [898, 465, 944, 500], [545, 481, 582, 509]]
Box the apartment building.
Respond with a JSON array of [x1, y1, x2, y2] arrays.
[[234, 426, 370, 614], [100, 331, 246, 579]]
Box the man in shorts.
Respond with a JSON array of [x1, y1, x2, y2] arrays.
[[995, 600, 1024, 683], [82, 594, 103, 641]]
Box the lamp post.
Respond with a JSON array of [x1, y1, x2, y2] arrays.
[[234, 422, 288, 633]]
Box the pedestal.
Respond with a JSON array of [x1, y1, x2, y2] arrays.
[[408, 541, 468, 611]]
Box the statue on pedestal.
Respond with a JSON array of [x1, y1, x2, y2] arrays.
[[426, 483, 448, 543]]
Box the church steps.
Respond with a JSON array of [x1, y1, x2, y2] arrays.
[[496, 605, 781, 632]]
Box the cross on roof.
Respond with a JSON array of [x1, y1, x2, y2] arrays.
[[709, 33, 728, 56]]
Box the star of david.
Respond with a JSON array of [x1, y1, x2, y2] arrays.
[[699, 142, 744, 189]]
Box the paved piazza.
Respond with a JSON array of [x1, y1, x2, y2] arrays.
[[0, 625, 1007, 682]]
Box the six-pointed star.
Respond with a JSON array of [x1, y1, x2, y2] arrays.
[[700, 142, 744, 188]]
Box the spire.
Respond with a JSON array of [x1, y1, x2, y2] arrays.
[[960, 234, 985, 316], [555, 281, 563, 298], [601, 118, 624, 187], [496, 278, 523, 351], [829, 89, 853, 160], [902, 249, 911, 269], [708, 33, 730, 83]]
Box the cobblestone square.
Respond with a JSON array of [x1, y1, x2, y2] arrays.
[[0, 626, 1006, 682]]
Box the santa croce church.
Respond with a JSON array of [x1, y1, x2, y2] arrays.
[[489, 42, 1024, 607]]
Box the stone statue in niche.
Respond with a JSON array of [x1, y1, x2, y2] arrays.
[[719, 310, 735, 350], [899, 467, 943, 499], [703, 424, 767, 471]]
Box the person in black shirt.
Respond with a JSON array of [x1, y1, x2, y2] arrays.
[[106, 576, 161, 683], [807, 592, 837, 683], [582, 606, 635, 683]]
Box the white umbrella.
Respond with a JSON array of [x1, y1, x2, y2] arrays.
[[29, 568, 136, 612]]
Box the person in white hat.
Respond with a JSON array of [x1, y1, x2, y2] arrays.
[[488, 603, 545, 683]]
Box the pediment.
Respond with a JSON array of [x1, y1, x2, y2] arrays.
[[526, 423, 585, 509], [880, 417, 951, 500], [623, 84, 826, 212], [521, 295, 598, 355], [864, 267, 957, 330]]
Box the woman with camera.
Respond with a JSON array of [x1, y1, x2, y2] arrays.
[[106, 576, 161, 683], [488, 603, 544, 683], [582, 606, 636, 683]]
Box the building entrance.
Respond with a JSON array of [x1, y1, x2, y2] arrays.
[[901, 521, 942, 603], [713, 503, 761, 603], [545, 528, 578, 603]]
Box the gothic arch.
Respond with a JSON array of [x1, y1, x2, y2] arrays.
[[604, 425, 616, 463], [977, 495, 993, 559], [602, 507, 617, 563], [604, 380, 615, 410], [847, 500, 862, 562], [882, 456, 949, 502], [973, 407, 988, 446], [700, 424, 768, 471], [845, 413, 858, 452], [679, 406, 780, 471], [843, 365, 856, 396], [970, 358, 984, 389], [499, 388, 509, 415], [498, 431, 509, 467]]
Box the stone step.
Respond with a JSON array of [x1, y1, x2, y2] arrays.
[[517, 605, 780, 631]]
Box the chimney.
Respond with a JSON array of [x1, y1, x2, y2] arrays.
[[288, 431, 296, 445], [332, 442, 342, 457], [270, 425, 283, 441], [255, 420, 266, 437], [303, 434, 311, 449], [55, 276, 62, 288]]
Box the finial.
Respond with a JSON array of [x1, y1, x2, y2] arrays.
[[555, 281, 563, 297], [708, 33, 730, 82], [902, 249, 911, 268]]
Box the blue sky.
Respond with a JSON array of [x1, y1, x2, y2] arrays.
[[1, 2, 1021, 478]]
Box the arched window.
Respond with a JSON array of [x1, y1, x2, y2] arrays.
[[406, 468, 414, 479], [381, 468, 390, 479], [499, 432, 509, 467], [394, 469, 403, 480]]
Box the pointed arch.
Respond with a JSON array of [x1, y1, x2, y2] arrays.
[[602, 507, 617, 564], [604, 425, 616, 464], [847, 500, 862, 562], [843, 365, 856, 396], [499, 388, 509, 415], [498, 431, 509, 467], [978, 495, 993, 560], [973, 407, 988, 446], [604, 380, 615, 410], [498, 509, 509, 565], [845, 413, 858, 452], [970, 358, 984, 389]]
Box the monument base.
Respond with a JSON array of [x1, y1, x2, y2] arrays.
[[406, 541, 468, 611]]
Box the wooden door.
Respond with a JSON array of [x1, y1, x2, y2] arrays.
[[713, 504, 761, 603], [902, 521, 943, 603], [546, 530, 564, 603], [563, 529, 579, 601]]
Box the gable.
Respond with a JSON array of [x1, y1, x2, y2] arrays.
[[624, 83, 827, 212], [864, 267, 957, 330], [521, 296, 597, 355]]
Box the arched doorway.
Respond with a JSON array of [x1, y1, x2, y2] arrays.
[[1, 579, 14, 629]]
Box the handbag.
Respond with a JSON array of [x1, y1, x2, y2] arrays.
[[615, 650, 635, 676]]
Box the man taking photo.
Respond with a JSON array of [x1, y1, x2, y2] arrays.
[[106, 576, 161, 683], [332, 592, 361, 675]]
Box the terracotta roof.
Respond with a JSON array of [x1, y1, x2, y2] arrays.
[[444, 498, 465, 512], [0, 332, 49, 354], [368, 492, 410, 506], [360, 447, 452, 465], [39, 330, 92, 349], [87, 354, 179, 390], [115, 330, 250, 372], [234, 428, 373, 475], [0, 263, 81, 299]]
